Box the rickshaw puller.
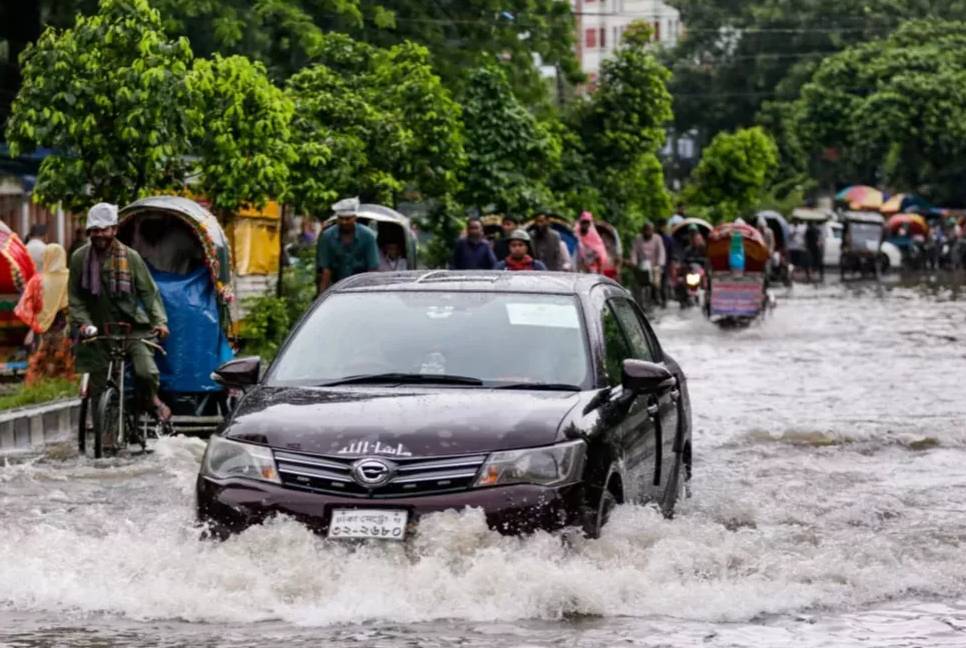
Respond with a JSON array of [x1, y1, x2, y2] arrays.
[[69, 203, 171, 450]]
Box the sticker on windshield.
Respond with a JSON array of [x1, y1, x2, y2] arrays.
[[505, 303, 579, 328]]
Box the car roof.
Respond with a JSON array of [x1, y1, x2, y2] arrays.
[[333, 270, 619, 295]]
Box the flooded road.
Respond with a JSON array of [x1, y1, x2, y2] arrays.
[[2, 280, 965, 647]]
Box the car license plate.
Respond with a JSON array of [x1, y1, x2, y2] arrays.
[[328, 508, 408, 541]]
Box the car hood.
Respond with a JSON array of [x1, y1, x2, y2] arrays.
[[224, 385, 584, 457]]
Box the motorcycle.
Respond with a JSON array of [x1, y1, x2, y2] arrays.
[[675, 259, 705, 308]]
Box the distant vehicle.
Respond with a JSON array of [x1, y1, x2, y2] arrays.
[[790, 208, 901, 272], [839, 211, 887, 280], [197, 271, 693, 540]]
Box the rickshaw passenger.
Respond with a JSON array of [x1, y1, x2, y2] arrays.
[[379, 241, 408, 271], [317, 197, 380, 293], [68, 203, 171, 450]]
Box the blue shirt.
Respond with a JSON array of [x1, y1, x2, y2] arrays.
[[316, 223, 380, 283], [452, 237, 497, 270]]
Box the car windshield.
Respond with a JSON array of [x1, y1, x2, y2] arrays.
[[268, 291, 590, 388]]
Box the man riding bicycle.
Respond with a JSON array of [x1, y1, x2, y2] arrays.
[[68, 203, 170, 453]]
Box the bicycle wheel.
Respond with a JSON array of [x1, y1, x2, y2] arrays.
[[78, 396, 88, 455], [96, 387, 122, 456]]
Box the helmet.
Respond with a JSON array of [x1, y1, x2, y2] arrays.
[[507, 229, 531, 244]]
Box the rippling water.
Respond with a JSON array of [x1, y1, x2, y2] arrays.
[[1, 280, 965, 647]]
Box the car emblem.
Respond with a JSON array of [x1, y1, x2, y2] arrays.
[[351, 457, 396, 488]]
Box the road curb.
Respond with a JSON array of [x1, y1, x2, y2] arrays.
[[0, 399, 82, 452]]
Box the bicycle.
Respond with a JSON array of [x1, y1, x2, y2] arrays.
[[77, 322, 171, 458]]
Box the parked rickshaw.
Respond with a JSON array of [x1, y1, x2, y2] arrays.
[[841, 211, 888, 279], [77, 196, 235, 455], [705, 221, 770, 327], [321, 204, 419, 269], [0, 222, 35, 376]]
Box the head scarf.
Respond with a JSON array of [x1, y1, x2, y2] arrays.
[[15, 244, 69, 334], [575, 211, 610, 274]]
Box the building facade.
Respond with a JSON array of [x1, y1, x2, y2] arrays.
[[573, 0, 681, 87]]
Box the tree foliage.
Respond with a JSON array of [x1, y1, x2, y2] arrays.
[[41, 0, 578, 105], [553, 32, 673, 233], [787, 20, 966, 202], [684, 126, 779, 222], [458, 64, 559, 216], [665, 0, 966, 138], [6, 0, 193, 211], [286, 36, 464, 216], [186, 54, 296, 212]]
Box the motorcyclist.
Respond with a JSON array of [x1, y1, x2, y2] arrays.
[[682, 224, 707, 262], [68, 203, 171, 453]]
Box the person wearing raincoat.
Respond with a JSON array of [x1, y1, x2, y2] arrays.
[[574, 211, 610, 276], [14, 243, 75, 385]]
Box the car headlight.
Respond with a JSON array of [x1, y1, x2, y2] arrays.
[[475, 440, 586, 488], [686, 272, 701, 287], [201, 435, 280, 484]]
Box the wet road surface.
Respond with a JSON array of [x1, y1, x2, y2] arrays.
[[1, 279, 965, 647]]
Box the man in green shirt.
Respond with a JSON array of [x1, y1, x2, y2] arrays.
[[316, 197, 380, 294], [69, 203, 170, 451]]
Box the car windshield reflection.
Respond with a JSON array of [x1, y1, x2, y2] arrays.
[[268, 291, 590, 388]]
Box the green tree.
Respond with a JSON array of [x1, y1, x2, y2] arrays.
[[286, 36, 464, 216], [555, 27, 673, 232], [186, 54, 296, 213], [42, 0, 578, 106], [684, 126, 779, 221], [789, 20, 966, 202], [458, 64, 559, 216], [665, 0, 966, 138], [6, 0, 193, 211]]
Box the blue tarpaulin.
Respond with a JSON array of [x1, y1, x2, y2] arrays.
[[152, 266, 233, 393]]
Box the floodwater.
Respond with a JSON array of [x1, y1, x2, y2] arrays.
[[2, 278, 965, 647]]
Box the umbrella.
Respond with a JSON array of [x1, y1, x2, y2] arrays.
[[886, 213, 928, 236], [836, 185, 884, 210], [880, 193, 933, 215]]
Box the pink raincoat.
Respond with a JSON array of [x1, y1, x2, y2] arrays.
[[575, 211, 611, 275]]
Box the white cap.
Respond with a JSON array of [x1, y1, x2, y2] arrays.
[[668, 215, 684, 227], [86, 202, 119, 230], [332, 196, 360, 216]]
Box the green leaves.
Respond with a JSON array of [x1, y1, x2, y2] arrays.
[[6, 0, 193, 211], [685, 126, 779, 222], [788, 19, 966, 201], [286, 36, 464, 216], [458, 64, 556, 216], [186, 54, 296, 213]]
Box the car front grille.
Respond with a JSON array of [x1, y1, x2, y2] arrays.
[[273, 449, 486, 498]]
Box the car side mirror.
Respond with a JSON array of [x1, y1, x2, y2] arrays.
[[211, 356, 261, 389], [621, 359, 675, 393]]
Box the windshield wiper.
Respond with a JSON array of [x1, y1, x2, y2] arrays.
[[494, 382, 582, 391], [320, 372, 484, 387]]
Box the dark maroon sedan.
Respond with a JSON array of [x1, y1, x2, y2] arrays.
[[197, 271, 692, 540]]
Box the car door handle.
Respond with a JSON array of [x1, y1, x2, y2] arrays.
[[646, 404, 659, 417]]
